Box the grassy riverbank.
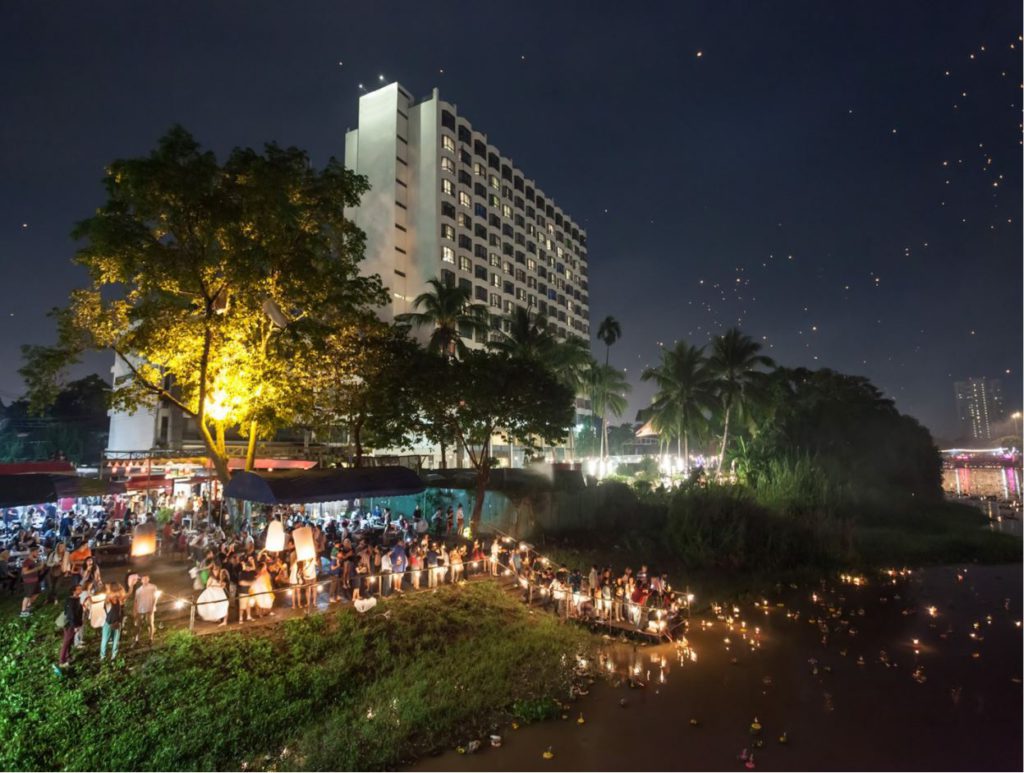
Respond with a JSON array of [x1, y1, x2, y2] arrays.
[[0, 582, 590, 771]]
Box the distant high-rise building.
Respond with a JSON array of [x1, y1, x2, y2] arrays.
[[343, 82, 591, 345], [954, 377, 1005, 440]]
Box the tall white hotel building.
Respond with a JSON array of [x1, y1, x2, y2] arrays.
[[344, 82, 591, 343]]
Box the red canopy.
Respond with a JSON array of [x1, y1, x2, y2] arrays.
[[125, 475, 173, 491], [226, 458, 317, 471], [0, 461, 76, 474]]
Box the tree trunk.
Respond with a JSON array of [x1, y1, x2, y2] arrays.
[[198, 423, 231, 486], [244, 420, 258, 471], [439, 438, 447, 470], [719, 404, 731, 474], [602, 415, 609, 462], [470, 462, 490, 536], [353, 419, 364, 467], [683, 432, 690, 475]]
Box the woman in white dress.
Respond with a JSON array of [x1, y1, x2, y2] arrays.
[[196, 566, 229, 625]]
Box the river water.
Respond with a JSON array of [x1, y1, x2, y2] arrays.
[[413, 564, 1022, 771]]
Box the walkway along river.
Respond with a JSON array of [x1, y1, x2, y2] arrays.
[[413, 564, 1023, 771]]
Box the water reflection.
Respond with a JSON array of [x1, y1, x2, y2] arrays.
[[413, 564, 1023, 772]]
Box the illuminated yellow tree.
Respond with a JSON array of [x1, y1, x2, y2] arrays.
[[21, 127, 387, 483]]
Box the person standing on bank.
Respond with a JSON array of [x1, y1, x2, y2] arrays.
[[19, 546, 42, 617], [58, 583, 84, 667], [100, 584, 125, 662]]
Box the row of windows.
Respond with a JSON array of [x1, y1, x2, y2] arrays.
[[439, 254, 589, 313], [440, 243, 589, 303], [438, 215, 588, 284], [437, 271, 590, 337], [438, 113, 587, 248], [439, 195, 589, 279], [440, 160, 585, 257]]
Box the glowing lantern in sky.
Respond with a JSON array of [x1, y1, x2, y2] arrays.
[[265, 520, 285, 553], [292, 526, 316, 563]]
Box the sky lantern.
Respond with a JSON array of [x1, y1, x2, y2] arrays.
[[293, 526, 316, 563], [265, 520, 285, 552], [131, 521, 157, 558]]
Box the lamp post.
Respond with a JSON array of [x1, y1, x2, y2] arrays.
[[1012, 411, 1022, 442]]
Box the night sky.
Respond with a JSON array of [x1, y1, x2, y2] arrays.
[[1, 1, 1021, 440]]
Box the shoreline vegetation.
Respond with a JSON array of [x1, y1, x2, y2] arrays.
[[0, 583, 589, 771], [538, 478, 1021, 606]]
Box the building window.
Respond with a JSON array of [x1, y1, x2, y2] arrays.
[[527, 258, 537, 271], [502, 204, 512, 219], [441, 223, 455, 240], [441, 202, 456, 219], [475, 285, 488, 302], [458, 191, 471, 208], [489, 292, 501, 308], [457, 212, 471, 228], [442, 110, 456, 130], [491, 272, 501, 288], [489, 194, 500, 208], [441, 157, 455, 173], [442, 179, 454, 196], [489, 252, 501, 268], [442, 135, 455, 152], [459, 255, 472, 272], [473, 162, 486, 176], [475, 264, 488, 280], [458, 234, 472, 250], [489, 175, 500, 190], [442, 246, 455, 264]]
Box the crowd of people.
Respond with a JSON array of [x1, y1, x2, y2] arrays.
[[183, 503, 498, 624], [182, 503, 685, 637], [1, 495, 683, 670]]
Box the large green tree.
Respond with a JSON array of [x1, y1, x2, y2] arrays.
[[305, 322, 423, 467], [20, 127, 386, 483], [489, 308, 593, 461], [423, 350, 574, 532], [641, 341, 715, 470], [708, 328, 774, 470], [744, 367, 942, 499]]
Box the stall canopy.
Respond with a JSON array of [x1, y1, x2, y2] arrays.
[[224, 467, 425, 505], [0, 474, 126, 508]]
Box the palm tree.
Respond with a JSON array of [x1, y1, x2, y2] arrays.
[[396, 277, 489, 359], [708, 328, 774, 471], [587, 362, 631, 463], [597, 316, 621, 367], [488, 307, 557, 362], [641, 341, 715, 472]]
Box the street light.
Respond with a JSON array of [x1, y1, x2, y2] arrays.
[[1012, 411, 1022, 441]]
